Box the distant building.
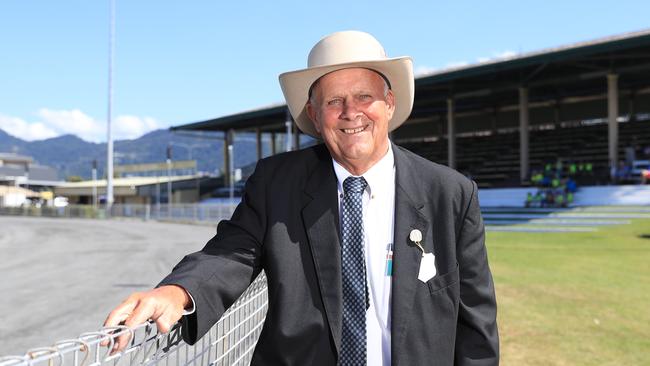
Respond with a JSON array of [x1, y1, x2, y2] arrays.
[[54, 175, 222, 205], [0, 153, 61, 187], [0, 153, 62, 206]]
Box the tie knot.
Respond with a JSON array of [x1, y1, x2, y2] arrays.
[[343, 176, 367, 195]]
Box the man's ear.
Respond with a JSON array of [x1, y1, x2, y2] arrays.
[[385, 89, 396, 120], [306, 102, 322, 134]]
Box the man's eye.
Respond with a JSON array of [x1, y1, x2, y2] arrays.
[[327, 99, 342, 106], [359, 94, 372, 100]]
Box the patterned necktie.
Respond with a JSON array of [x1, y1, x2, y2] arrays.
[[340, 176, 368, 366]]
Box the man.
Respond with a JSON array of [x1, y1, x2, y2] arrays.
[[105, 30, 499, 365]]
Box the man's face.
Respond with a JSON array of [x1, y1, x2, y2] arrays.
[[306, 68, 395, 174]]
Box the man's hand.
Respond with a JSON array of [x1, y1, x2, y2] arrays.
[[102, 285, 190, 354]]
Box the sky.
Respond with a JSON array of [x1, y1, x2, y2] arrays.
[[1, 0, 649, 143]]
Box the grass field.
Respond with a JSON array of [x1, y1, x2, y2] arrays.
[[488, 218, 650, 365]]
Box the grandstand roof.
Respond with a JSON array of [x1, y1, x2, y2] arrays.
[[171, 29, 650, 138]]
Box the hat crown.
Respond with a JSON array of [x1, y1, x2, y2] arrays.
[[307, 31, 388, 68]]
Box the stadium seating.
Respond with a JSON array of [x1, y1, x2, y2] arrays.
[[399, 120, 650, 188]]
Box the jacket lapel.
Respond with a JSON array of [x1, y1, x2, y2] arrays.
[[391, 144, 431, 365], [301, 146, 342, 358]]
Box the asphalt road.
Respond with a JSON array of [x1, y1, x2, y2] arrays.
[[0, 216, 216, 356]]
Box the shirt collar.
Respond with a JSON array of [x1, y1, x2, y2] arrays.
[[332, 143, 395, 196]]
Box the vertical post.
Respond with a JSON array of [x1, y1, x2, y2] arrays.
[[553, 99, 561, 127], [270, 132, 277, 155], [223, 131, 230, 186], [228, 144, 234, 207], [294, 130, 300, 151], [256, 128, 262, 160], [519, 87, 530, 183], [447, 98, 456, 169], [106, 0, 115, 212], [166, 144, 172, 217], [285, 109, 293, 152], [92, 160, 98, 209], [628, 91, 636, 123], [491, 107, 498, 135], [607, 73, 619, 181], [155, 176, 160, 219]]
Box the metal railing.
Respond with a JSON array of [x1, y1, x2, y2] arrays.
[[0, 203, 237, 224], [0, 273, 268, 366]]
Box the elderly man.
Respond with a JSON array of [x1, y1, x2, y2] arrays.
[[105, 31, 499, 365]]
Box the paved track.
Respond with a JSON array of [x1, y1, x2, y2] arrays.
[[0, 216, 216, 356]]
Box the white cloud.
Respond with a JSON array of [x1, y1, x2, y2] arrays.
[[0, 114, 59, 141], [0, 109, 161, 142], [445, 61, 470, 69], [414, 65, 439, 77], [113, 115, 160, 140], [36, 108, 104, 142], [477, 50, 518, 63]]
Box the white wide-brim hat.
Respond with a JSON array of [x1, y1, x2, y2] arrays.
[[279, 30, 414, 137]]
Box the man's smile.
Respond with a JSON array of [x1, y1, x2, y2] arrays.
[[340, 124, 370, 134]]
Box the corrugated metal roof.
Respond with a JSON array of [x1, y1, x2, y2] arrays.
[[169, 28, 650, 133], [58, 175, 200, 188]]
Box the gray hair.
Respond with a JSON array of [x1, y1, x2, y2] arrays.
[[308, 70, 391, 105]]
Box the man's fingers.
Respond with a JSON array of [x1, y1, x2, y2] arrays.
[[103, 296, 139, 327], [109, 300, 155, 354], [153, 308, 182, 334], [101, 298, 138, 347], [103, 287, 188, 353]]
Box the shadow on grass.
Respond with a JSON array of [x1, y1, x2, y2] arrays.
[[638, 234, 650, 240]]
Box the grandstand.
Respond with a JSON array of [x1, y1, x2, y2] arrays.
[[400, 119, 650, 188], [171, 29, 650, 190]]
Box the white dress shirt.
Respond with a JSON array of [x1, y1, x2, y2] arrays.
[[333, 144, 395, 366]]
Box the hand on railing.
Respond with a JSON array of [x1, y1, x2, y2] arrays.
[[0, 322, 183, 366], [102, 285, 191, 354]]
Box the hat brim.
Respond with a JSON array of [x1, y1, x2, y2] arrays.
[[279, 57, 414, 138]]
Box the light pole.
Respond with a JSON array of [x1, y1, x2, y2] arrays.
[[106, 0, 116, 212], [166, 145, 173, 215]]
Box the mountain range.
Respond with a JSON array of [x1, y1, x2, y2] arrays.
[[0, 128, 271, 180]]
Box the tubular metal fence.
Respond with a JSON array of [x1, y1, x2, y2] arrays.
[[0, 273, 268, 366], [0, 203, 237, 224]]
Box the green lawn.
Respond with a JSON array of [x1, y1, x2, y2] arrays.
[[487, 219, 650, 365]]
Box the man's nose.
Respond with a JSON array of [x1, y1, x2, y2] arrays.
[[339, 100, 362, 121]]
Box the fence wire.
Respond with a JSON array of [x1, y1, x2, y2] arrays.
[[0, 203, 237, 224], [0, 273, 268, 366]]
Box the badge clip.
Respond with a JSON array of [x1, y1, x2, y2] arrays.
[[409, 229, 437, 282]]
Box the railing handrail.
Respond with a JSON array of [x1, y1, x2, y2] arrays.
[[0, 272, 268, 366]]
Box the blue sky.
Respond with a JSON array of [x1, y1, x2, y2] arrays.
[[1, 0, 649, 142]]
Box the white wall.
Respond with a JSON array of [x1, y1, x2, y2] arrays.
[[478, 185, 650, 207], [573, 185, 650, 206], [477, 187, 537, 207]]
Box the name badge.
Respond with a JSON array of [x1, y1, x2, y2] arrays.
[[410, 229, 437, 282]]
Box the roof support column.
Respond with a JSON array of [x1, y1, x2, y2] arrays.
[[256, 128, 262, 160], [607, 73, 619, 180], [519, 87, 530, 183], [553, 99, 561, 127], [628, 91, 636, 123], [223, 130, 232, 186], [294, 130, 300, 151], [285, 109, 293, 152], [447, 98, 456, 170], [491, 107, 498, 135], [271, 132, 277, 155]]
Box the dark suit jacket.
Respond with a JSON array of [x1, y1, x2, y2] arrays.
[[159, 142, 499, 365]]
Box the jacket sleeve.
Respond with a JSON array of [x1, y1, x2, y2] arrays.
[[454, 181, 499, 365], [157, 159, 267, 344]]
